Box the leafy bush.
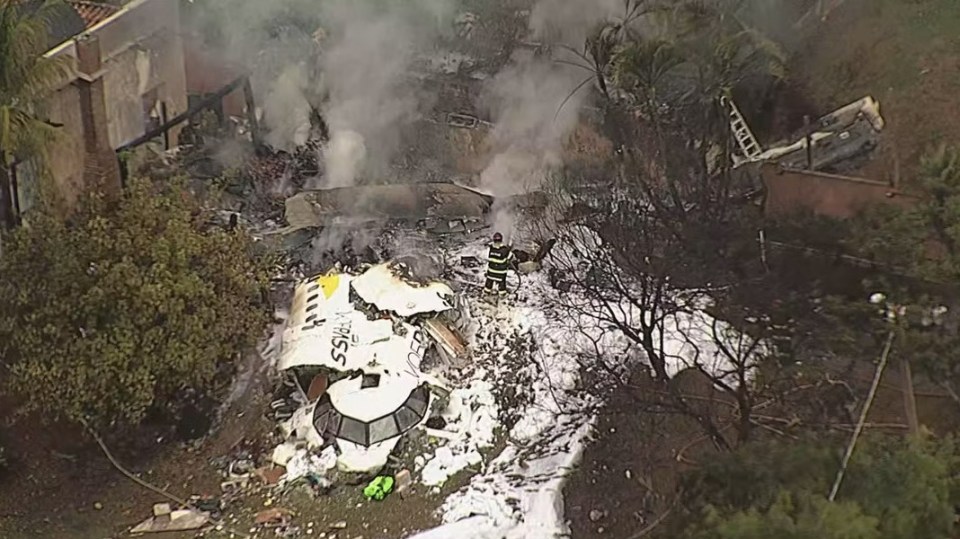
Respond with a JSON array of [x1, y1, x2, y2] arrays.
[[0, 179, 272, 429], [676, 436, 960, 539]]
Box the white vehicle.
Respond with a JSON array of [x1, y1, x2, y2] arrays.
[[278, 262, 463, 472]]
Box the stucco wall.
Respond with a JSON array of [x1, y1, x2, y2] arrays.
[[35, 0, 186, 211], [100, 2, 187, 148], [761, 163, 919, 219], [44, 85, 86, 207], [183, 35, 245, 117]]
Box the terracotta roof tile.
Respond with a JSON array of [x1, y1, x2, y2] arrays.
[[67, 0, 119, 29]]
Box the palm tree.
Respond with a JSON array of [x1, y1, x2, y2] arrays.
[[612, 38, 682, 121], [554, 0, 662, 100], [0, 0, 70, 229]]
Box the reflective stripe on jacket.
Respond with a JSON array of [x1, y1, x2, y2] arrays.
[[487, 243, 511, 275]]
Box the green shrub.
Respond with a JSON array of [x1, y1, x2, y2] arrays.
[[0, 179, 272, 430]]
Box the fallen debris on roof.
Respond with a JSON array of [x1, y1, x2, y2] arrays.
[[732, 95, 886, 173]]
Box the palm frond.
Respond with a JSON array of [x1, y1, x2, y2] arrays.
[[554, 75, 596, 121], [0, 0, 70, 164], [612, 38, 682, 95], [921, 145, 960, 193]]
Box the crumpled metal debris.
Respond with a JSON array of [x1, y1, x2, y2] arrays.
[[284, 183, 494, 230], [130, 508, 210, 534]]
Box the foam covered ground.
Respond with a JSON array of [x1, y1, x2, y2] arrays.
[[409, 236, 758, 539]]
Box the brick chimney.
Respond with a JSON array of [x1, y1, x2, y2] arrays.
[[74, 34, 122, 193]]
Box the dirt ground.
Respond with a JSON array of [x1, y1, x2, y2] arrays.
[[789, 0, 960, 183], [0, 348, 272, 539], [563, 371, 727, 539], [0, 346, 474, 539], [564, 353, 960, 539]]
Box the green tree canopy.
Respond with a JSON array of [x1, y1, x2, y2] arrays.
[[673, 436, 959, 539], [0, 0, 69, 158], [694, 492, 880, 539], [0, 179, 272, 429], [847, 144, 960, 410], [851, 144, 960, 282]]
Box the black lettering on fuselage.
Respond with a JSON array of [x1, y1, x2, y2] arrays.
[[404, 329, 427, 377], [329, 312, 353, 366]]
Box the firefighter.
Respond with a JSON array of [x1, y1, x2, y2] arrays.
[[484, 232, 513, 296]]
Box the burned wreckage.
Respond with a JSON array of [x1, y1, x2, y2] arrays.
[[274, 260, 471, 473], [284, 183, 496, 233]]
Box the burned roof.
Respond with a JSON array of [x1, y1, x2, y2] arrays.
[[284, 183, 494, 229]]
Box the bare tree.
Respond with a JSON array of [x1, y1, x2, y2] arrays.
[[536, 198, 736, 450]]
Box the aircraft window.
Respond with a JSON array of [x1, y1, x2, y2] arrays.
[[368, 415, 400, 444], [395, 406, 421, 432], [338, 416, 368, 446], [313, 400, 333, 433], [326, 409, 342, 437], [406, 386, 429, 416]]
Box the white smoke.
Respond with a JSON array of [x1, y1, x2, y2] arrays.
[[324, 130, 367, 188], [262, 65, 313, 150], [480, 0, 625, 235], [529, 0, 623, 45], [186, 0, 452, 186], [479, 53, 583, 197], [314, 0, 443, 188]]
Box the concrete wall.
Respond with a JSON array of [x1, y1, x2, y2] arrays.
[[97, 0, 187, 149], [760, 163, 919, 219], [31, 0, 186, 211], [40, 85, 86, 208]]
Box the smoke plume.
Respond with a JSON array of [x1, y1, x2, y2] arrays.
[[479, 0, 624, 236], [528, 0, 623, 46], [315, 0, 450, 188], [186, 0, 452, 186], [479, 53, 583, 198]]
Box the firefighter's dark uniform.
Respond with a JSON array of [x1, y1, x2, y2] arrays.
[[485, 242, 512, 295]]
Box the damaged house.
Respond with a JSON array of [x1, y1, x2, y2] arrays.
[[730, 95, 885, 172], [276, 260, 471, 473], [3, 0, 187, 224]]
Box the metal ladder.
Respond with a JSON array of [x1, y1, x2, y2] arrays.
[[721, 96, 763, 162]]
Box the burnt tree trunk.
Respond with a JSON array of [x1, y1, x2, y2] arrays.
[[0, 153, 15, 230]]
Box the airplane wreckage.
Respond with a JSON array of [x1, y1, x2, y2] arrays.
[[266, 182, 554, 473], [283, 182, 548, 233], [275, 260, 473, 473]]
